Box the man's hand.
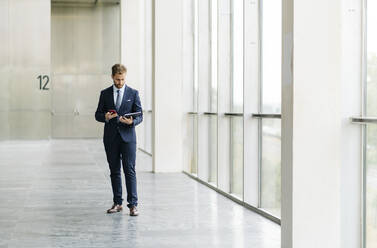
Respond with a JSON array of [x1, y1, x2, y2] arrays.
[[105, 112, 118, 121], [119, 116, 133, 125]]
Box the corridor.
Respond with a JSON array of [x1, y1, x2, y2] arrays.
[[0, 140, 280, 248]]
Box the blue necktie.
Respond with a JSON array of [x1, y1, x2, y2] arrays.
[[115, 89, 121, 112]]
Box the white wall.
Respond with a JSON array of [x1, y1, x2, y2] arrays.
[[51, 3, 120, 138], [0, 0, 51, 139]]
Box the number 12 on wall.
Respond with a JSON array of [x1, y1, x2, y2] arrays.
[[37, 75, 49, 90]]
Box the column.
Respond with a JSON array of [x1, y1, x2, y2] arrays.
[[281, 0, 362, 247], [152, 0, 183, 172]]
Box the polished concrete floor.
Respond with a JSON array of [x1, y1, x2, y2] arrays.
[[0, 139, 280, 248]]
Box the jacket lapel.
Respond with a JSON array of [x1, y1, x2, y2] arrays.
[[119, 85, 130, 114], [108, 86, 116, 110]]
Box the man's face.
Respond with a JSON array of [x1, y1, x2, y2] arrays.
[[112, 73, 126, 89]]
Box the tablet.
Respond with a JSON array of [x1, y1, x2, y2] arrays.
[[123, 111, 142, 118]]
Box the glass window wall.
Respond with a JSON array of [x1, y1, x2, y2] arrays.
[[182, 0, 281, 222]]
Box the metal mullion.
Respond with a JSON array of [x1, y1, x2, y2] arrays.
[[361, 0, 367, 247], [151, 0, 155, 170], [202, 112, 217, 116], [230, 118, 234, 194], [194, 0, 199, 115], [258, 117, 263, 208], [229, 0, 235, 194], [207, 0, 214, 188], [143, 0, 148, 157], [351, 117, 377, 124], [230, 0, 235, 113], [196, 0, 200, 177], [242, 0, 245, 202], [362, 120, 367, 248], [216, 0, 220, 189], [224, 112, 243, 116], [252, 113, 281, 119], [209, 0, 213, 113], [257, 0, 263, 209]]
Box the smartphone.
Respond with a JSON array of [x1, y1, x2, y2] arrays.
[[108, 109, 117, 114]]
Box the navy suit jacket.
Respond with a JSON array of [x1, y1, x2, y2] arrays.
[[95, 85, 143, 145]]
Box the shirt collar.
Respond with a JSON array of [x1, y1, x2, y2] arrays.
[[113, 84, 126, 93]]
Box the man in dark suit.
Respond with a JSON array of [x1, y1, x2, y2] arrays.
[[95, 64, 143, 216]]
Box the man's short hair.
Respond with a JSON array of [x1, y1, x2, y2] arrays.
[[112, 64, 127, 76]]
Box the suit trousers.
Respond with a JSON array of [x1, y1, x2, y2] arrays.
[[105, 132, 137, 208]]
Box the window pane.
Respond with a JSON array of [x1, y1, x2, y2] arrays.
[[366, 126, 377, 247], [192, 115, 199, 175], [231, 116, 243, 197], [182, 0, 195, 112], [145, 0, 153, 154], [260, 0, 282, 217], [194, 0, 199, 112], [183, 114, 198, 174], [198, 0, 211, 112], [262, 0, 282, 114], [232, 0, 243, 113], [366, 1, 377, 247], [145, 112, 152, 154], [366, 0, 377, 116], [260, 119, 281, 217], [209, 115, 218, 184], [229, 0, 243, 198], [218, 0, 232, 193], [211, 0, 218, 112], [218, 0, 232, 112], [198, 115, 218, 184]]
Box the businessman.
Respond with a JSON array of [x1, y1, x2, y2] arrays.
[[95, 64, 143, 216]]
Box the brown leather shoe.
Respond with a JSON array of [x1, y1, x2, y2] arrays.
[[107, 204, 123, 214], [130, 206, 139, 216]]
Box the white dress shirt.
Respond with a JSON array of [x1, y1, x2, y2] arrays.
[[113, 84, 125, 107]]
